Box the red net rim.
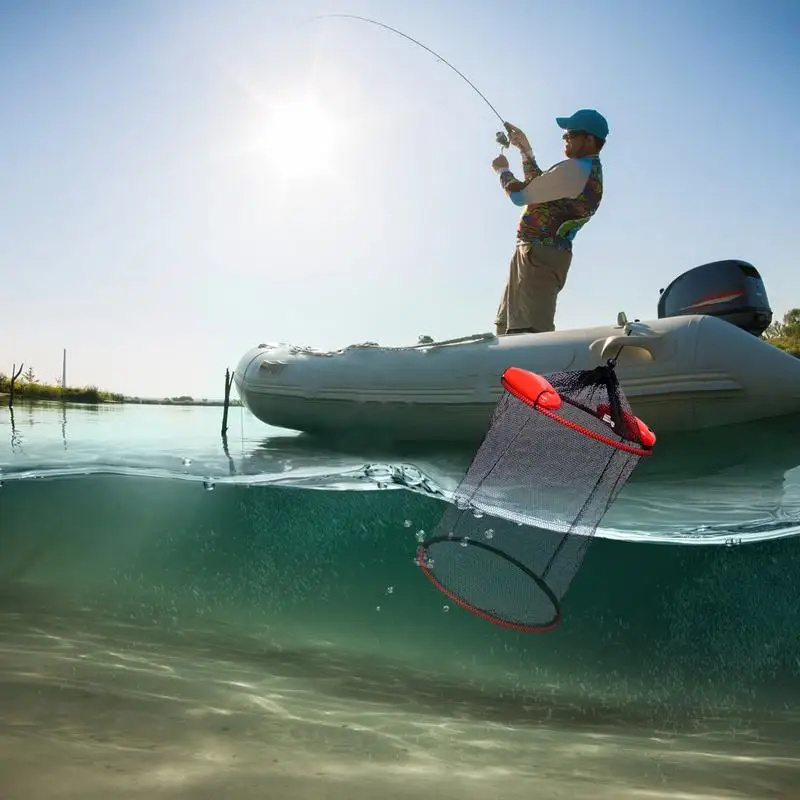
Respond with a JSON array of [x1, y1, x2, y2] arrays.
[[416, 540, 563, 633], [500, 373, 655, 457], [536, 402, 654, 457]]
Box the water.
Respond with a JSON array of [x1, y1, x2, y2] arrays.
[[2, 400, 800, 798]]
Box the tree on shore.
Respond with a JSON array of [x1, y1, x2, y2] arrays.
[[1, 364, 123, 404], [762, 309, 800, 357]]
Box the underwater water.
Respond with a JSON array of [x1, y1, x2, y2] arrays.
[[1, 400, 800, 799]]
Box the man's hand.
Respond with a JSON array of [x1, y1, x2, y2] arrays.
[[492, 154, 509, 172], [504, 122, 532, 153]]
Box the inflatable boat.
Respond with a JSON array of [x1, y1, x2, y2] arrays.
[[234, 260, 800, 442]]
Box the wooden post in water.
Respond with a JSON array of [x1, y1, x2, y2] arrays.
[[8, 362, 23, 408], [61, 348, 67, 398], [221, 368, 234, 438]]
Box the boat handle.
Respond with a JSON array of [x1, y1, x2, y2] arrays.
[[591, 333, 661, 361]]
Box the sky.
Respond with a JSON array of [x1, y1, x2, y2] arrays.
[[1, 0, 798, 399]]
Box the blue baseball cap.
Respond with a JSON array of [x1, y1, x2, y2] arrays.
[[555, 109, 609, 140]]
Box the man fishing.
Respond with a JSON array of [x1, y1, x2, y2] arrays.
[[491, 109, 607, 336]]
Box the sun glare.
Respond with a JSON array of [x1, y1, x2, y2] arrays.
[[251, 92, 347, 179]]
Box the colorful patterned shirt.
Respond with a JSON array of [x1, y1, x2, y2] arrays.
[[497, 151, 603, 251]]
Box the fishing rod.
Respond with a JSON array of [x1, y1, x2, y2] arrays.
[[309, 13, 513, 152]]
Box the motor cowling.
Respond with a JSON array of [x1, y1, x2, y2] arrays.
[[657, 260, 773, 336]]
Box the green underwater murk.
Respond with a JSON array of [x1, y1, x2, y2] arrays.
[[2, 471, 799, 716]]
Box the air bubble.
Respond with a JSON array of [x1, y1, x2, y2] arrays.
[[403, 520, 412, 528], [460, 537, 469, 547], [203, 480, 215, 491], [472, 509, 484, 519], [376, 605, 381, 612], [442, 605, 450, 613], [386, 586, 394, 594], [484, 528, 495, 540], [182, 458, 192, 467], [415, 530, 425, 542]]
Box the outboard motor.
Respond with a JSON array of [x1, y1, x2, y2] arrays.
[[657, 259, 772, 336]]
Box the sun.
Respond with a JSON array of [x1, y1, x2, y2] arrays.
[[249, 91, 347, 179]]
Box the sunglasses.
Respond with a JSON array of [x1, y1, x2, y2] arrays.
[[562, 130, 589, 140]]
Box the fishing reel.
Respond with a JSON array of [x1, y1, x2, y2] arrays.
[[495, 130, 510, 151]]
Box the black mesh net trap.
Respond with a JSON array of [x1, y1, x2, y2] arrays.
[[416, 361, 656, 632]]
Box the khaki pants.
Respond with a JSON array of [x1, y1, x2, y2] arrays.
[[495, 241, 572, 335]]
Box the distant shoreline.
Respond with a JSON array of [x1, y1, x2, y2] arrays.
[[0, 392, 242, 408], [121, 396, 243, 407]]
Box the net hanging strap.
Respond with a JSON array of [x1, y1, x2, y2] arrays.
[[416, 361, 656, 633]]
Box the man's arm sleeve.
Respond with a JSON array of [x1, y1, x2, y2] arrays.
[[494, 149, 543, 194], [497, 169, 528, 194], [506, 159, 591, 207], [521, 150, 543, 182]]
